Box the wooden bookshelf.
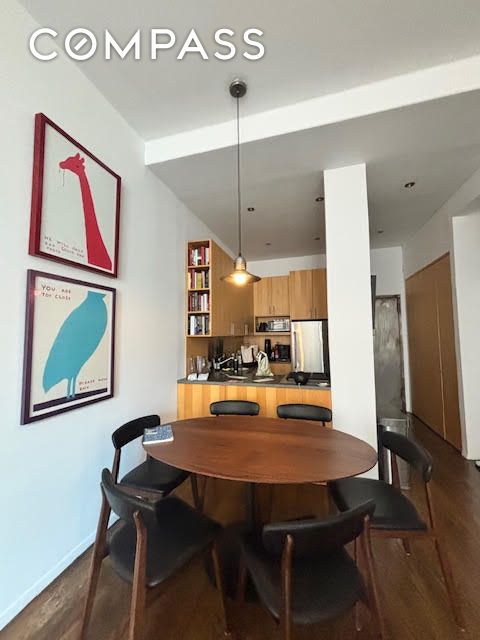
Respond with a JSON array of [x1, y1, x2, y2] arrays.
[[187, 240, 211, 336], [185, 239, 254, 341]]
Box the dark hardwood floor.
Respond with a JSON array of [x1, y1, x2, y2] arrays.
[[2, 417, 479, 640]]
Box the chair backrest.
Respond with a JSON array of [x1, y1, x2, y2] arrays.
[[262, 501, 375, 558], [210, 400, 260, 416], [277, 403, 332, 424], [111, 414, 160, 450], [101, 468, 156, 525], [381, 430, 433, 483]]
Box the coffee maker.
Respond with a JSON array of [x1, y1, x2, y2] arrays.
[[264, 338, 272, 360]]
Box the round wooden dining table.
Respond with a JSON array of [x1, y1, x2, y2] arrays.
[[145, 415, 377, 596], [144, 415, 377, 485]]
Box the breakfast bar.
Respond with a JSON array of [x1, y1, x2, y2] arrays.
[[177, 374, 332, 420]]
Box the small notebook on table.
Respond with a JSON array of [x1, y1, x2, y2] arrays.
[[143, 424, 174, 445]]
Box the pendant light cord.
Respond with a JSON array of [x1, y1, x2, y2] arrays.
[[236, 95, 242, 257]]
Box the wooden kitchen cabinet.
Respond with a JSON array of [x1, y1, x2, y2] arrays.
[[254, 276, 290, 317], [289, 268, 328, 319], [312, 268, 328, 318], [270, 275, 290, 315], [253, 277, 272, 316], [289, 269, 313, 319]]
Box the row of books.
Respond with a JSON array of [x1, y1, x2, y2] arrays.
[[189, 269, 210, 289], [188, 292, 209, 312], [188, 245, 210, 266], [188, 315, 210, 335]]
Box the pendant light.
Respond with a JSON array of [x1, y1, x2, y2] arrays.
[[221, 80, 261, 286]]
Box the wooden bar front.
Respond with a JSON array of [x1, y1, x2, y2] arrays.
[[177, 383, 332, 422]]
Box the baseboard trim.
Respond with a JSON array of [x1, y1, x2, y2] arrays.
[[0, 530, 95, 631]]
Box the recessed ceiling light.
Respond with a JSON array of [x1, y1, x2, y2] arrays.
[[247, 207, 255, 212], [377, 229, 384, 234], [404, 181, 416, 189], [265, 242, 271, 246], [315, 196, 324, 202]]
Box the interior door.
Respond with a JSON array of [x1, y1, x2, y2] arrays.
[[374, 296, 405, 412], [289, 270, 313, 319], [433, 255, 462, 449], [406, 267, 444, 436], [405, 254, 462, 449]]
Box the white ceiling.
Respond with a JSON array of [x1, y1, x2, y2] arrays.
[[152, 91, 480, 259], [21, 0, 480, 139], [20, 1, 480, 259]]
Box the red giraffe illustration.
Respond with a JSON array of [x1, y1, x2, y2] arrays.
[[59, 153, 112, 270]]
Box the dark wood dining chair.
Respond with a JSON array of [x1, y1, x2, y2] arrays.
[[329, 430, 465, 630], [80, 468, 231, 640], [275, 403, 333, 514], [237, 500, 385, 640], [277, 403, 332, 425], [111, 415, 200, 509], [197, 400, 261, 515], [210, 400, 260, 416]]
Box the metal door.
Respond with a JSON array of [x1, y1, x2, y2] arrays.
[[374, 296, 405, 412]]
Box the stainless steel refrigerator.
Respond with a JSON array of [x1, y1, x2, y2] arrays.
[[291, 320, 330, 378]]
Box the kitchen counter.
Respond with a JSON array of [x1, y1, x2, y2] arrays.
[[177, 370, 331, 389], [177, 370, 332, 420]]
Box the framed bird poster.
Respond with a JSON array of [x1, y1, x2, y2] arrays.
[[29, 113, 121, 277], [21, 270, 116, 424]]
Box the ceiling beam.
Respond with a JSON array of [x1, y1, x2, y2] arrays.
[[145, 54, 480, 166]]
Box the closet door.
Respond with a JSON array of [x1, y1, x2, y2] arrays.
[[406, 266, 444, 436], [433, 255, 462, 450]]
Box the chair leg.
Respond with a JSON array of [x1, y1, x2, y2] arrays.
[[212, 542, 233, 638], [190, 474, 201, 511], [79, 496, 110, 640], [402, 538, 412, 556], [433, 537, 465, 630], [201, 477, 209, 513], [129, 513, 147, 640], [361, 531, 387, 640], [236, 556, 248, 603], [353, 538, 363, 632]]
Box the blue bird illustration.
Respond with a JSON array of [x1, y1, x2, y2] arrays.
[[43, 291, 108, 399]]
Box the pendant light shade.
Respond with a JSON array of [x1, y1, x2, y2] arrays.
[[222, 255, 261, 285], [221, 80, 261, 286]]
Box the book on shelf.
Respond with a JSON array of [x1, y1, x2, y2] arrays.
[[188, 245, 210, 267], [189, 269, 209, 289], [188, 314, 210, 335], [188, 291, 209, 312]]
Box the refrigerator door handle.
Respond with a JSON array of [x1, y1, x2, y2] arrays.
[[293, 330, 299, 370]]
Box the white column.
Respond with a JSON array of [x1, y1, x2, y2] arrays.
[[452, 211, 480, 459], [324, 163, 377, 456]]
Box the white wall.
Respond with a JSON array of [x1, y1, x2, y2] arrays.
[[324, 164, 377, 472], [0, 0, 220, 628], [452, 212, 480, 458], [248, 253, 326, 276]]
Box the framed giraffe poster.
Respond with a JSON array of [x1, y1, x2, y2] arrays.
[[29, 113, 121, 277], [21, 270, 116, 424]]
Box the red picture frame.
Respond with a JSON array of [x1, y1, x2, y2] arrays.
[[29, 113, 121, 277]]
